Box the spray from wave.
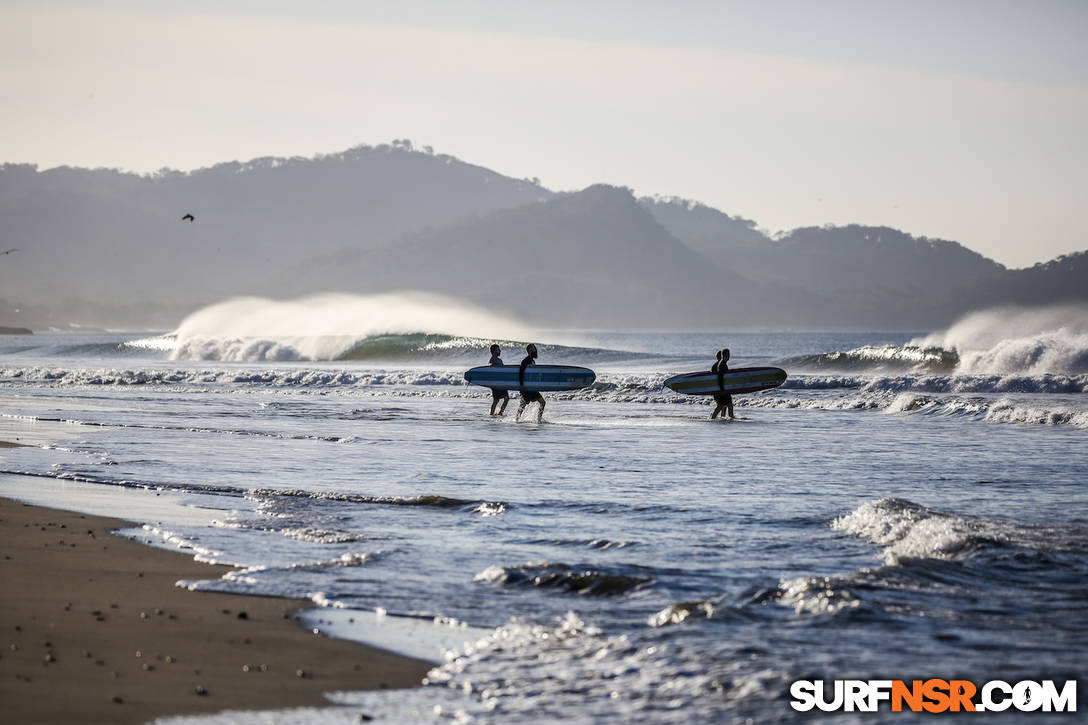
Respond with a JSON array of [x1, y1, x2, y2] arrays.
[[785, 304, 1088, 376], [170, 292, 536, 362], [911, 304, 1088, 375]]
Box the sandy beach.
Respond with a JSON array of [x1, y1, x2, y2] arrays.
[[0, 495, 433, 724]]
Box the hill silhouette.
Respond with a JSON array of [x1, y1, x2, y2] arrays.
[[0, 142, 550, 308], [285, 184, 832, 327], [0, 142, 1083, 330], [643, 198, 1005, 297]]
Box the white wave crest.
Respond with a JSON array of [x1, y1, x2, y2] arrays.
[[832, 498, 988, 565], [120, 334, 177, 352], [828, 497, 1087, 566], [171, 292, 536, 362], [776, 575, 861, 615], [914, 304, 1088, 375], [423, 610, 787, 722]]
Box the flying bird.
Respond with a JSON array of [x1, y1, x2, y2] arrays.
[[1, 248, 17, 255], [181, 213, 195, 222]]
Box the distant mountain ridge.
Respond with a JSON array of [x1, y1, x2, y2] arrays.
[[285, 184, 834, 327], [0, 142, 551, 306], [641, 198, 1005, 296], [0, 141, 1083, 330]]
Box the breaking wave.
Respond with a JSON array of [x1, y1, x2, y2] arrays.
[[785, 304, 1088, 376], [160, 292, 653, 364], [171, 292, 534, 362], [833, 498, 1015, 565], [762, 497, 1088, 619], [782, 345, 959, 373], [168, 332, 656, 365], [474, 562, 652, 597], [245, 488, 507, 515], [915, 304, 1088, 375]]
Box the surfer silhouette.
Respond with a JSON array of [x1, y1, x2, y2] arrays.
[[516, 343, 546, 422], [488, 344, 509, 416], [710, 348, 735, 419]]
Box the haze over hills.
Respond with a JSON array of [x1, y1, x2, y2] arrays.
[[0, 141, 550, 308], [643, 199, 1006, 296], [0, 142, 1084, 331], [285, 184, 832, 328]]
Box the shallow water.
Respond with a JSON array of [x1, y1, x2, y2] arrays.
[[1, 330, 1085, 723]]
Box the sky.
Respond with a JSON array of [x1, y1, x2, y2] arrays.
[[2, 0, 1086, 268]]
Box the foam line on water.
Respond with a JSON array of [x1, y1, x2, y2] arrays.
[[0, 472, 226, 528], [298, 608, 487, 665]]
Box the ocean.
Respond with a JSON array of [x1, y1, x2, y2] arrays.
[[1, 304, 1086, 723]]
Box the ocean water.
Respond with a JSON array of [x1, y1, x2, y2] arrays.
[[1, 313, 1086, 723]]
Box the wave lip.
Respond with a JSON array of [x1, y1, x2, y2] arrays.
[[171, 330, 658, 365], [647, 600, 716, 627], [834, 497, 1008, 565], [246, 488, 505, 515], [783, 345, 959, 374], [120, 334, 178, 352], [474, 562, 651, 596]]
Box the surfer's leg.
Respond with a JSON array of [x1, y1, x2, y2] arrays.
[[726, 394, 735, 419], [536, 398, 545, 422], [491, 390, 507, 416]]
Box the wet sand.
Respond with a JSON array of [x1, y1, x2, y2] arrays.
[[0, 496, 434, 724]]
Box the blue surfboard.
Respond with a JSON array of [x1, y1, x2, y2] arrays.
[[464, 365, 596, 392]]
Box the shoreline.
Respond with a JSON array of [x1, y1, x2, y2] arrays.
[[0, 495, 433, 724]]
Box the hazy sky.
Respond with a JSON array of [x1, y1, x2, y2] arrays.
[[2, 0, 1086, 267]]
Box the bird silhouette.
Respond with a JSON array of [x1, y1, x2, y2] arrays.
[[181, 214, 195, 222], [1, 248, 17, 255]]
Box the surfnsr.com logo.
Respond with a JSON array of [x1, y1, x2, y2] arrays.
[[790, 679, 1077, 713]]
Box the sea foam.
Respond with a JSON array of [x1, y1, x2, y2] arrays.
[[913, 304, 1088, 375]]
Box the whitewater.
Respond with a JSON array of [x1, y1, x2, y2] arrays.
[[0, 299, 1085, 723]]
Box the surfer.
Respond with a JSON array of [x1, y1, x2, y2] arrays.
[[488, 344, 509, 416], [711, 348, 735, 419], [516, 343, 546, 422]]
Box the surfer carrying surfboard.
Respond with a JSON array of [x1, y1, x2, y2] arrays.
[[662, 356, 785, 408], [488, 344, 509, 416], [516, 343, 546, 422], [711, 349, 735, 419]]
